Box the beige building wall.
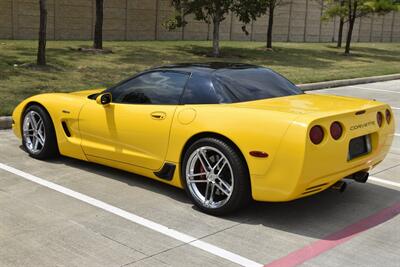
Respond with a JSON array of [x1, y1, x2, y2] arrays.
[[0, 0, 399, 42]]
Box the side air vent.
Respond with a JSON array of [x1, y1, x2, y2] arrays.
[[154, 163, 176, 181], [302, 183, 329, 195], [61, 121, 71, 137]]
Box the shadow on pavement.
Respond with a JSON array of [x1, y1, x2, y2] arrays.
[[28, 150, 400, 241]]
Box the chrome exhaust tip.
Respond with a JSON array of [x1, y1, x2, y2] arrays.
[[353, 171, 369, 183], [345, 171, 369, 183]]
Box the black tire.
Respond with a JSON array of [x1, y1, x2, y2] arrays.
[[182, 137, 251, 216], [22, 105, 59, 160]]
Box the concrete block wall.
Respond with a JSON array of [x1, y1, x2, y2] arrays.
[[393, 12, 400, 42], [0, 0, 399, 42], [0, 0, 12, 39]]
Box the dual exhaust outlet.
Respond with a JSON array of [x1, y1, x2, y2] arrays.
[[331, 171, 369, 193]]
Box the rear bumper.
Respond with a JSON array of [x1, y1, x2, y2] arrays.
[[250, 105, 395, 202], [251, 151, 386, 202]]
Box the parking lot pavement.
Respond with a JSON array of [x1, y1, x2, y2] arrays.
[[0, 79, 399, 267]]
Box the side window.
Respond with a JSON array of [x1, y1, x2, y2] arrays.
[[212, 78, 237, 103], [111, 71, 189, 105], [181, 74, 219, 104]]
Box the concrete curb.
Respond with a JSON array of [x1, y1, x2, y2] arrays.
[[298, 73, 400, 91], [0, 116, 12, 130]]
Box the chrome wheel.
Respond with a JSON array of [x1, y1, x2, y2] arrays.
[[186, 146, 234, 209], [23, 110, 46, 154]]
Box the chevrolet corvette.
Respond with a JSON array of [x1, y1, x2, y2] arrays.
[[12, 63, 395, 215]]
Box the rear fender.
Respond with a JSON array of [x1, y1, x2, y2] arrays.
[[166, 105, 301, 177]]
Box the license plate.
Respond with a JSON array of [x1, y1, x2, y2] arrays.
[[348, 135, 371, 160]]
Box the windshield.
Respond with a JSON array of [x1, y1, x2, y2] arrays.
[[213, 67, 303, 102]]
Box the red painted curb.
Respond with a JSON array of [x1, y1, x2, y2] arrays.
[[265, 201, 400, 267]]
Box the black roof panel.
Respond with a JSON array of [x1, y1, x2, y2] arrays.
[[152, 62, 260, 74]]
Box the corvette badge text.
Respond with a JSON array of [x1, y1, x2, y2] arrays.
[[350, 121, 376, 130]]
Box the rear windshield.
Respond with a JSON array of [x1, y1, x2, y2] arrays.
[[213, 67, 303, 103]]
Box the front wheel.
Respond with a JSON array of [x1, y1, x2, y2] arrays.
[[182, 138, 251, 215], [22, 105, 59, 160]]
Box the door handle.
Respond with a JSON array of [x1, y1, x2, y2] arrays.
[[151, 112, 166, 120]]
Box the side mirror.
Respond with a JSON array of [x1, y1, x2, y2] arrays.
[[96, 93, 112, 106]]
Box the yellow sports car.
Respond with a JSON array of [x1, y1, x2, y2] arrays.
[[12, 63, 395, 215]]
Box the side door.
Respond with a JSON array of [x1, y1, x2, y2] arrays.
[[79, 70, 190, 170]]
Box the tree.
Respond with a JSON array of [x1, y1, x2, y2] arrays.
[[166, 0, 231, 57], [233, 0, 286, 49], [336, 0, 345, 47], [323, 0, 398, 54], [37, 0, 47, 65], [93, 0, 104, 49], [264, 0, 285, 49], [321, 0, 346, 48], [165, 0, 265, 57]]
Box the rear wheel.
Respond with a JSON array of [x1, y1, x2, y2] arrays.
[[182, 138, 251, 215], [22, 105, 59, 160]]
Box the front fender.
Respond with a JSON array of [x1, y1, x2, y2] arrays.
[[12, 93, 90, 160]]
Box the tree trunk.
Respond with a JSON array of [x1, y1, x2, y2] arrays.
[[266, 4, 274, 49], [336, 0, 345, 48], [37, 0, 47, 66], [344, 19, 354, 54], [344, 2, 357, 55], [212, 16, 220, 57], [337, 17, 344, 48], [93, 0, 104, 50]]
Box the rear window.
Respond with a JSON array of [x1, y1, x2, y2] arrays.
[[213, 67, 303, 102]]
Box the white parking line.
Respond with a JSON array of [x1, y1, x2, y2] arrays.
[[0, 163, 262, 267], [349, 86, 400, 94], [395, 133, 400, 137], [369, 176, 400, 189], [391, 107, 400, 110], [321, 86, 400, 95]]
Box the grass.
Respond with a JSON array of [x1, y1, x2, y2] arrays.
[[0, 40, 400, 116]]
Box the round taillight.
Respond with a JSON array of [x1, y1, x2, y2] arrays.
[[330, 121, 343, 140], [310, 125, 324, 144], [385, 109, 391, 124], [377, 112, 383, 127]]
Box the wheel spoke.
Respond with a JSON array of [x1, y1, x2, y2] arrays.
[[218, 177, 232, 191], [204, 182, 211, 203], [33, 137, 39, 151], [216, 159, 228, 176], [212, 156, 225, 171], [214, 182, 231, 196], [188, 172, 207, 178], [198, 149, 212, 170], [36, 118, 43, 131], [37, 136, 44, 146], [29, 112, 38, 129], [215, 178, 232, 196], [23, 130, 34, 137], [209, 183, 215, 203], [24, 123, 33, 132], [188, 179, 208, 183], [196, 151, 207, 170], [37, 131, 45, 143], [37, 120, 43, 132]]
